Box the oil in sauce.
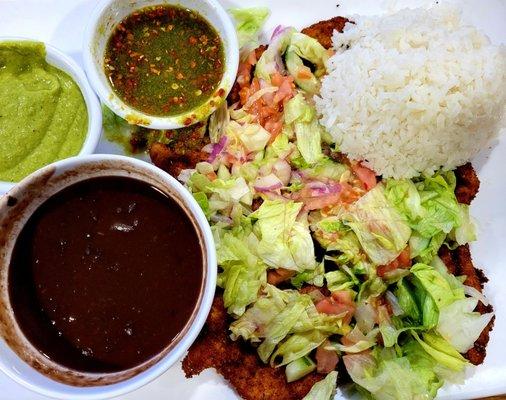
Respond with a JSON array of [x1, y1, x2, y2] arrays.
[[104, 5, 225, 117]]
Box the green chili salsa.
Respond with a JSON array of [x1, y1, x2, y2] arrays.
[[0, 41, 88, 182], [104, 5, 225, 117]]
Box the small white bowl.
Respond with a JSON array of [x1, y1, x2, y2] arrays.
[[0, 38, 102, 195], [83, 0, 239, 130], [0, 154, 217, 399]]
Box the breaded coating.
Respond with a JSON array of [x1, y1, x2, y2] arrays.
[[149, 123, 209, 178], [182, 295, 323, 400], [301, 16, 350, 49], [438, 164, 494, 366], [454, 162, 480, 205]]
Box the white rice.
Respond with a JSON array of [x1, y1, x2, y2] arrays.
[[316, 6, 506, 179]]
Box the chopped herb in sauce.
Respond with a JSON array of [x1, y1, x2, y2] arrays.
[[104, 5, 225, 117]]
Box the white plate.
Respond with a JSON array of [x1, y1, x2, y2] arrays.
[[0, 0, 505, 399]]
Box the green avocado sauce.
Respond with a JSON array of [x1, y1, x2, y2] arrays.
[[0, 41, 88, 182], [104, 5, 225, 117]]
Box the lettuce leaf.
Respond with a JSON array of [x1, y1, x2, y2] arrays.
[[284, 94, 323, 165], [291, 261, 325, 289], [358, 276, 387, 301], [229, 7, 270, 49], [216, 229, 267, 317], [410, 263, 464, 309], [394, 279, 421, 322], [257, 295, 313, 362], [302, 371, 338, 400], [437, 298, 494, 353], [385, 171, 475, 263], [231, 284, 349, 366], [343, 348, 438, 400], [450, 204, 477, 245], [342, 184, 411, 265], [272, 331, 327, 367], [300, 157, 348, 182], [230, 284, 293, 342], [220, 262, 267, 318], [226, 121, 271, 153], [285, 32, 329, 94], [411, 331, 468, 371], [403, 339, 444, 397], [251, 200, 316, 271]]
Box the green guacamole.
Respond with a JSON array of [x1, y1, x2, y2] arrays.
[[0, 41, 88, 182]]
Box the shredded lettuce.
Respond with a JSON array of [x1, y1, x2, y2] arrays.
[[451, 204, 477, 245], [231, 284, 349, 366], [229, 7, 270, 50], [257, 294, 310, 363], [225, 121, 271, 153], [344, 348, 438, 400], [251, 200, 316, 271], [301, 157, 348, 181], [302, 371, 338, 400], [272, 331, 327, 367], [291, 261, 325, 289], [437, 298, 494, 353], [285, 32, 329, 94], [342, 184, 411, 265], [284, 94, 323, 165], [230, 284, 293, 342], [411, 331, 468, 372], [256, 27, 296, 81], [411, 263, 464, 309], [394, 279, 421, 321], [216, 227, 267, 317], [385, 172, 475, 263], [171, 17, 492, 400]]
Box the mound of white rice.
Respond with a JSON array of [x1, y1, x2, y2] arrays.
[[316, 6, 506, 178]]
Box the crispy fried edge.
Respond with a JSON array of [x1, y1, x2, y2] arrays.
[[438, 243, 495, 365], [182, 295, 325, 400], [454, 162, 480, 205], [301, 16, 350, 49]]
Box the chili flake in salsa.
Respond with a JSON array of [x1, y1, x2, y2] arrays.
[[104, 5, 225, 117]]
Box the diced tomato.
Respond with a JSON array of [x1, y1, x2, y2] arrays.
[[267, 268, 296, 286], [397, 246, 411, 267], [331, 290, 353, 304], [236, 54, 255, 88], [339, 182, 363, 204], [297, 67, 313, 80], [273, 77, 295, 104], [205, 171, 217, 181], [340, 335, 356, 347], [376, 247, 411, 278], [316, 290, 355, 325], [302, 193, 342, 211], [315, 341, 339, 374], [271, 72, 284, 87], [351, 163, 377, 191]]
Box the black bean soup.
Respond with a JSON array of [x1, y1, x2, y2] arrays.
[[8, 176, 204, 373]]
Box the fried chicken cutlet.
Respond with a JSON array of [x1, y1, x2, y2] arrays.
[[438, 244, 494, 365], [180, 17, 493, 400], [301, 17, 350, 50], [182, 295, 327, 400]]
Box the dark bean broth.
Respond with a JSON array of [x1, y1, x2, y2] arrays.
[[8, 176, 204, 373]]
